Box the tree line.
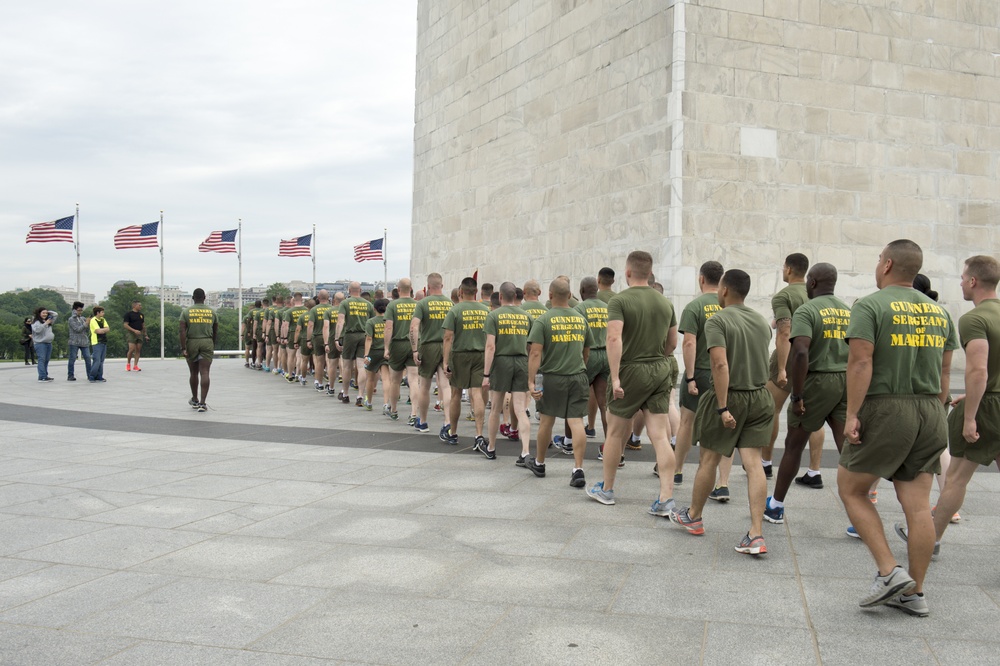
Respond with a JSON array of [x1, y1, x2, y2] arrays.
[[0, 282, 243, 361]]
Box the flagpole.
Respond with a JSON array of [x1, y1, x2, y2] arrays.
[[312, 223, 316, 296], [238, 218, 243, 352], [159, 210, 165, 360], [75, 203, 81, 302], [383, 228, 387, 292]]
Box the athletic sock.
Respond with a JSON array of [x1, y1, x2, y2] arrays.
[[762, 459, 772, 467], [806, 469, 821, 477], [769, 497, 784, 509]]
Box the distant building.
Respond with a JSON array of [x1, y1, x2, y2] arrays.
[[144, 285, 193, 308], [38, 285, 96, 308]]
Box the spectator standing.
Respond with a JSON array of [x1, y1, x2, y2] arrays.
[[30, 306, 57, 381], [21, 317, 36, 365], [88, 307, 110, 382], [67, 301, 92, 381]]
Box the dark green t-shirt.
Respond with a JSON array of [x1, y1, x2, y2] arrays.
[[959, 299, 1000, 394], [575, 298, 608, 348], [385, 297, 417, 341], [442, 301, 489, 352], [296, 310, 310, 344], [704, 304, 772, 390], [790, 294, 851, 373], [180, 306, 217, 339], [521, 300, 548, 320], [772, 282, 808, 321], [845, 286, 959, 396], [413, 294, 453, 344], [339, 297, 374, 335], [678, 292, 723, 370], [288, 306, 309, 339], [607, 286, 677, 365], [527, 306, 592, 375], [596, 289, 615, 304], [485, 305, 531, 357], [307, 304, 334, 338], [365, 315, 386, 347]]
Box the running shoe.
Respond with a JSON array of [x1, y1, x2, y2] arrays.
[[932, 505, 961, 524], [188, 398, 199, 409], [795, 472, 823, 489], [383, 404, 392, 417], [859, 566, 916, 607], [350, 379, 358, 389], [438, 424, 452, 443], [584, 427, 596, 438], [569, 469, 586, 488], [134, 365, 141, 371], [434, 402, 443, 412], [414, 421, 429, 434], [669, 507, 705, 535], [626, 435, 642, 450], [355, 397, 364, 407], [893, 522, 941, 557], [762, 463, 773, 479], [499, 423, 510, 438], [407, 415, 417, 427], [507, 428, 519, 441], [196, 403, 207, 413], [586, 481, 615, 505], [735, 533, 767, 555], [389, 411, 399, 421], [674, 473, 682, 485], [869, 490, 878, 504], [763, 497, 785, 524], [364, 400, 373, 411], [648, 497, 676, 517], [553, 436, 573, 455], [846, 526, 860, 539], [708, 486, 730, 502], [465, 411, 475, 421], [315, 382, 324, 392], [474, 436, 495, 460], [886, 593, 929, 617], [515, 454, 528, 468], [525, 457, 546, 478]]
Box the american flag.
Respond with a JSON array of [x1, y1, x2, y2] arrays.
[[114, 222, 160, 249], [354, 238, 384, 262], [279, 234, 312, 257], [26, 216, 74, 243], [199, 229, 238, 253]]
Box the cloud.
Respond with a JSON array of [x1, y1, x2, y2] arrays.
[[0, 0, 417, 298]]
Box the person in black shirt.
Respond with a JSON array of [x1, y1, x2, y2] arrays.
[[123, 300, 148, 371]]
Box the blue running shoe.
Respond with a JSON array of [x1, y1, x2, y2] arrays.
[[764, 497, 785, 524]]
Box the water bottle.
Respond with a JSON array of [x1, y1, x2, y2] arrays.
[[534, 373, 543, 394]]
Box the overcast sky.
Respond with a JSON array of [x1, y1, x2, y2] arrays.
[[0, 1, 417, 300]]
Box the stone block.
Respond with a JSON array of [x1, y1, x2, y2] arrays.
[[728, 12, 784, 45]]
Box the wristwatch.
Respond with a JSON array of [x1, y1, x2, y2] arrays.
[[717, 406, 729, 414], [790, 394, 803, 402], [685, 376, 696, 383]]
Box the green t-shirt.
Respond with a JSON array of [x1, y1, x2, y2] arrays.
[[790, 294, 851, 373], [296, 310, 311, 344], [365, 315, 386, 348], [280, 308, 292, 335], [959, 299, 1000, 394], [704, 304, 772, 390], [442, 301, 489, 352], [772, 282, 808, 321], [248, 308, 261, 333], [607, 286, 677, 365], [385, 297, 417, 341], [484, 305, 531, 357], [678, 292, 723, 370], [307, 304, 335, 338], [180, 305, 217, 339], [596, 289, 615, 304], [845, 285, 959, 396], [413, 294, 452, 344], [575, 298, 609, 348], [521, 300, 548, 320], [339, 296, 374, 335], [288, 306, 309, 339], [527, 306, 592, 375]]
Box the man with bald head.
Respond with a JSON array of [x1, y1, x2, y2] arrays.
[[765, 263, 851, 525], [441, 277, 490, 446], [335, 281, 374, 406], [838, 239, 958, 615], [545, 274, 579, 309], [521, 280, 547, 320], [410, 273, 453, 432], [384, 278, 419, 422], [526, 276, 593, 487], [323, 292, 345, 393], [576, 276, 610, 442]]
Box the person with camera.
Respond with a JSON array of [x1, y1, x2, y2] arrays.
[[21, 317, 36, 365], [67, 301, 92, 381], [30, 306, 57, 381]]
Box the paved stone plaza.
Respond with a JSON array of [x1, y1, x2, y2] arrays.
[[0, 358, 998, 664]]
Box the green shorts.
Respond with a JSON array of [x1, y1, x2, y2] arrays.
[[126, 330, 144, 345], [607, 360, 672, 419], [417, 342, 443, 379], [327, 338, 341, 361], [388, 339, 415, 371], [787, 372, 847, 433], [489, 355, 528, 393], [948, 394, 1000, 466], [267, 328, 278, 346], [695, 387, 774, 457], [298, 337, 313, 356], [449, 350, 484, 389], [539, 372, 589, 419], [666, 355, 679, 393], [342, 332, 366, 360], [839, 395, 946, 481], [311, 336, 326, 359], [585, 348, 610, 385], [679, 367, 712, 413], [365, 352, 386, 372], [186, 338, 214, 363]]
